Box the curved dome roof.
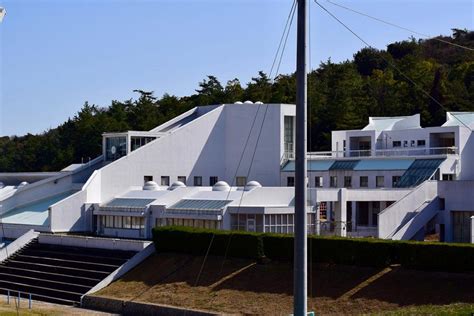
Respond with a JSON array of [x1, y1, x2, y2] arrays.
[[244, 180, 262, 191], [18, 181, 29, 188], [243, 100, 254, 104], [169, 181, 186, 190], [212, 181, 231, 191], [254, 101, 263, 104], [143, 181, 160, 191], [234, 101, 243, 104]]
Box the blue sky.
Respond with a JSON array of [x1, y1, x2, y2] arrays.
[[0, 0, 473, 136]]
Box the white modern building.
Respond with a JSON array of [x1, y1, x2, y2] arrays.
[[0, 102, 473, 243]]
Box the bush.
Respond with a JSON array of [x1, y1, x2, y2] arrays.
[[152, 226, 264, 259], [153, 226, 474, 271], [398, 241, 474, 272]]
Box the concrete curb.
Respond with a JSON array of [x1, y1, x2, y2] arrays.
[[82, 295, 220, 316]]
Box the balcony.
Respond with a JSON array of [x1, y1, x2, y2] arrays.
[[305, 146, 458, 159]]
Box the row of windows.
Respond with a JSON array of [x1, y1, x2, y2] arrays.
[[161, 218, 220, 230], [101, 216, 145, 229], [143, 175, 248, 187], [287, 176, 399, 188], [392, 139, 426, 148]]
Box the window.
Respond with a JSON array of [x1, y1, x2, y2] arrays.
[[344, 176, 352, 188], [330, 176, 337, 188], [392, 176, 401, 187], [114, 216, 122, 228], [442, 174, 455, 181], [105, 215, 113, 228], [359, 176, 368, 188], [393, 141, 401, 147], [132, 217, 144, 229], [315, 176, 323, 187], [287, 176, 295, 187], [123, 216, 132, 229], [284, 116, 294, 156], [177, 176, 186, 184], [161, 176, 170, 186], [210, 176, 218, 186], [105, 136, 127, 161], [417, 139, 426, 147], [319, 202, 327, 220], [236, 176, 247, 186], [376, 176, 385, 188], [144, 175, 153, 183], [194, 176, 202, 186]]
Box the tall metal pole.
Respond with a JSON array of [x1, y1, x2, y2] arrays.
[[294, 0, 308, 315]]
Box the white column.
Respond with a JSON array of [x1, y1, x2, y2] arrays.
[[471, 216, 474, 244], [351, 201, 357, 231], [335, 189, 347, 237]]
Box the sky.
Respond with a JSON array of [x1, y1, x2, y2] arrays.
[[0, 0, 473, 136]]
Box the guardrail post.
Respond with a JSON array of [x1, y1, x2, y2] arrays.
[[17, 291, 20, 307], [7, 290, 9, 304], [29, 293, 32, 309]]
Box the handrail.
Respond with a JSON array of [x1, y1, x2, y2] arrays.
[[301, 146, 459, 159]]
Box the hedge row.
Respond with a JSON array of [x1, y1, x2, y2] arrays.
[[152, 226, 474, 271], [152, 226, 264, 259]]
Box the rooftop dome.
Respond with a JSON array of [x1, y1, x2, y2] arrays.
[[244, 180, 262, 191], [169, 181, 186, 190], [254, 101, 263, 104], [234, 101, 243, 104], [18, 181, 29, 188], [212, 181, 231, 192], [143, 181, 160, 191], [243, 100, 254, 104]]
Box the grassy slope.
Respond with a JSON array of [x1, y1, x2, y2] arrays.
[[96, 253, 474, 315]]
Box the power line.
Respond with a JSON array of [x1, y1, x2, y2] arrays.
[[275, 1, 297, 80], [270, 0, 297, 79], [326, 0, 474, 52], [314, 0, 473, 132], [192, 0, 298, 297]]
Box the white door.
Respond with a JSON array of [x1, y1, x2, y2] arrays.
[[247, 218, 256, 232]]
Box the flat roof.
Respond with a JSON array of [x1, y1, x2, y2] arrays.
[[2, 191, 76, 226]]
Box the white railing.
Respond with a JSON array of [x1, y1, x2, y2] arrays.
[[305, 146, 458, 159]]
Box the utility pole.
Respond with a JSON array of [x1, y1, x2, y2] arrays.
[[294, 0, 308, 315]]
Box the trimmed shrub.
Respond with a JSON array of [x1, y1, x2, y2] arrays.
[[398, 241, 474, 272], [152, 226, 264, 259], [153, 227, 474, 271], [262, 233, 294, 260]]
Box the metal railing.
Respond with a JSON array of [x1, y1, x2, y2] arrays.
[[303, 146, 458, 159], [316, 220, 378, 237]]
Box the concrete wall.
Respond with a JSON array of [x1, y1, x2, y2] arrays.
[[0, 229, 39, 262], [82, 296, 218, 316], [49, 190, 90, 232], [38, 234, 151, 252], [92, 104, 291, 204]]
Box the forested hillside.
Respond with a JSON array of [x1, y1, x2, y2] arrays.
[[1, 29, 473, 172]]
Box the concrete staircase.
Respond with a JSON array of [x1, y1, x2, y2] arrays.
[[0, 239, 136, 305]]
